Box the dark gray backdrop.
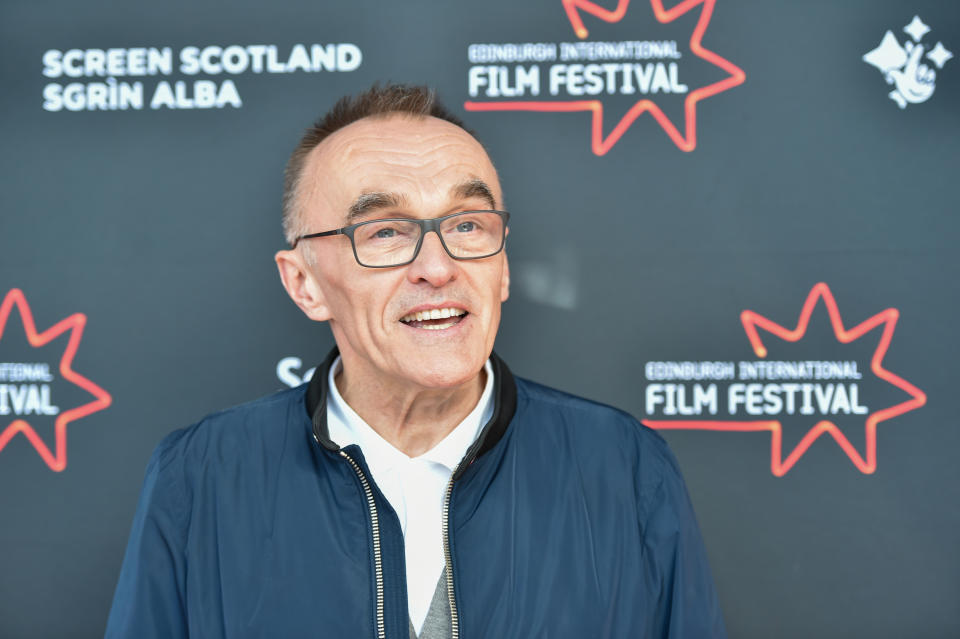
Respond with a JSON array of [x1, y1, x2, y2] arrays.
[[1, 0, 957, 637]]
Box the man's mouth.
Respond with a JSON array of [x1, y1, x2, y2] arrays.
[[399, 307, 468, 330]]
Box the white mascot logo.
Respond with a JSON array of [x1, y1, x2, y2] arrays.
[[863, 15, 952, 108]]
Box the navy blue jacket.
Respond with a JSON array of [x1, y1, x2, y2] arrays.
[[106, 352, 725, 638]]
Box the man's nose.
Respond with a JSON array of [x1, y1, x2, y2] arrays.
[[406, 230, 457, 286]]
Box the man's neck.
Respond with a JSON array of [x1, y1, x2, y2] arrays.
[[335, 363, 486, 458]]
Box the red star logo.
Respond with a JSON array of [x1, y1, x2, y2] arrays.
[[464, 0, 745, 153], [644, 283, 927, 475], [0, 289, 112, 471]]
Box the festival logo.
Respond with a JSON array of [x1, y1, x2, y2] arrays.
[[0, 289, 112, 471], [863, 15, 952, 109], [464, 0, 745, 154], [642, 284, 926, 476]]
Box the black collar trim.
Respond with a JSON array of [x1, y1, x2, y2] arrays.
[[305, 348, 517, 480]]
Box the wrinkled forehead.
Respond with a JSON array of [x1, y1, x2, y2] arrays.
[[299, 114, 502, 226]]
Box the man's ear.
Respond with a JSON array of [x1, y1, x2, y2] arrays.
[[500, 251, 510, 302], [275, 249, 332, 322]]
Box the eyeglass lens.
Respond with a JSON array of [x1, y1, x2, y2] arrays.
[[353, 211, 505, 267]]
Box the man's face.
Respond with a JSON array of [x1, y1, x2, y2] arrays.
[[278, 114, 509, 391]]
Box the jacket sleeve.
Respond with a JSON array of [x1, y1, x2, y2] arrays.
[[638, 433, 727, 639], [104, 431, 190, 638]]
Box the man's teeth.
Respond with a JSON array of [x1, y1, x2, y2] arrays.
[[400, 308, 466, 322], [420, 321, 458, 330]]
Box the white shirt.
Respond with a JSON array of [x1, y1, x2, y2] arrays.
[[326, 357, 495, 635]]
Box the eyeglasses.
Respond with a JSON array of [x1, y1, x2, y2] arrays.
[[292, 210, 509, 268]]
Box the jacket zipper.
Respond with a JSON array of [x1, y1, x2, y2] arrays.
[[339, 449, 386, 639], [442, 472, 459, 639]]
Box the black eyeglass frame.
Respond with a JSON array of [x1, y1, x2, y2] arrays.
[[292, 209, 510, 268]]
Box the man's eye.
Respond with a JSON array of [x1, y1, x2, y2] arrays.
[[455, 221, 476, 233], [362, 223, 410, 242]]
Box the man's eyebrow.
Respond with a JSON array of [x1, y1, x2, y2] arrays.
[[452, 178, 497, 210], [346, 192, 408, 224]]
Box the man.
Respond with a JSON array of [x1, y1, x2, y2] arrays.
[[106, 84, 725, 638]]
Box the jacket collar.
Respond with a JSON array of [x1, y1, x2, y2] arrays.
[[306, 347, 517, 480]]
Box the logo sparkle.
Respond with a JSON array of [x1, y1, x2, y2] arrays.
[[0, 289, 112, 471]]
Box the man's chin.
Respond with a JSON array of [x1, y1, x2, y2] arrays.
[[394, 352, 487, 390]]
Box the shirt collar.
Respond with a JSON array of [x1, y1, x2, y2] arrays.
[[326, 357, 495, 473]]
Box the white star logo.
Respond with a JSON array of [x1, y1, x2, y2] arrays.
[[927, 42, 953, 69], [903, 15, 930, 43], [863, 31, 907, 73]]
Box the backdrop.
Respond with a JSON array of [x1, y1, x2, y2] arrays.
[[1, 0, 957, 637]]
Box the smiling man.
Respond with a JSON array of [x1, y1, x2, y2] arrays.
[[106, 84, 725, 639]]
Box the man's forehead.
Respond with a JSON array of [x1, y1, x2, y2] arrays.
[[316, 113, 489, 161], [302, 114, 501, 218]]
